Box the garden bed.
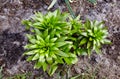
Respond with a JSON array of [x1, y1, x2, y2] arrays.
[[0, 0, 120, 79]]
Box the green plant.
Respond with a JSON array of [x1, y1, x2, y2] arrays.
[[68, 16, 85, 55], [69, 19, 111, 56], [22, 10, 78, 76], [80, 20, 110, 55], [22, 10, 110, 76], [22, 10, 70, 36]]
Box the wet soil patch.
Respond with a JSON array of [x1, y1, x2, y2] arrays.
[[0, 30, 25, 66], [105, 32, 120, 66]]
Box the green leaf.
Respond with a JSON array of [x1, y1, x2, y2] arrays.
[[87, 48, 91, 56], [68, 53, 77, 58], [34, 12, 43, 19], [39, 53, 45, 62], [65, 0, 76, 18], [26, 34, 33, 40], [39, 59, 45, 64], [22, 20, 32, 30], [26, 56, 34, 61], [70, 75, 80, 79], [95, 47, 101, 54], [49, 65, 58, 76], [68, 37, 76, 41], [75, 15, 80, 21], [88, 0, 97, 4], [56, 50, 69, 57], [97, 21, 104, 29], [43, 62, 48, 71], [55, 57, 64, 63], [77, 49, 87, 56], [70, 57, 78, 64], [24, 51, 36, 55], [89, 37, 93, 41], [56, 33, 61, 37], [43, 29, 48, 38], [45, 35, 50, 43], [88, 30, 93, 36], [64, 58, 72, 64], [85, 19, 91, 28], [39, 49, 45, 53], [46, 57, 53, 64], [34, 28, 42, 35], [87, 41, 91, 48], [55, 42, 67, 47], [56, 37, 67, 42], [103, 39, 111, 44], [36, 35, 45, 44], [48, 0, 57, 10], [50, 38, 57, 42], [102, 30, 108, 35], [62, 44, 72, 53], [93, 26, 98, 33], [50, 46, 59, 51], [33, 22, 41, 27], [50, 29, 56, 38], [32, 53, 40, 60], [96, 39, 101, 47], [81, 32, 87, 37], [80, 38, 88, 45], [24, 44, 38, 49], [51, 52, 57, 59], [34, 61, 42, 69], [93, 40, 96, 50], [36, 40, 41, 44], [29, 45, 38, 49], [29, 39, 36, 44]]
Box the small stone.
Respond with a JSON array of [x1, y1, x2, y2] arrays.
[[74, 67, 82, 74], [13, 41, 20, 46], [111, 46, 115, 50], [0, 15, 10, 33], [117, 56, 120, 60]]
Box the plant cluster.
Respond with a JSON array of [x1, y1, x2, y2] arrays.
[[69, 17, 110, 56], [22, 10, 110, 76], [22, 10, 77, 76]]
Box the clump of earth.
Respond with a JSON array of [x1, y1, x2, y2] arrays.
[[0, 0, 120, 79]]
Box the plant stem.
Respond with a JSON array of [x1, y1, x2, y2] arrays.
[[64, 0, 76, 19]]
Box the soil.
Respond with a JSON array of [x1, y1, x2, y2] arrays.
[[0, 0, 120, 79]]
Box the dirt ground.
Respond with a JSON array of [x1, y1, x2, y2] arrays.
[[0, 0, 120, 79]]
